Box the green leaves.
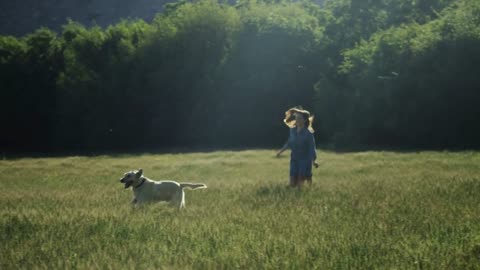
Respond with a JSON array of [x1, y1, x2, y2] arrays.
[[316, 0, 480, 148], [1, 0, 480, 151], [0, 36, 27, 64]]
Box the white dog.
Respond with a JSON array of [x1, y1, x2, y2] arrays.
[[119, 169, 207, 209]]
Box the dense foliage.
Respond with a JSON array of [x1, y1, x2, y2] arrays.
[[0, 0, 169, 36], [1, 0, 479, 152]]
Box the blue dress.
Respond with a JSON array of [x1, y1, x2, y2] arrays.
[[284, 127, 317, 177]]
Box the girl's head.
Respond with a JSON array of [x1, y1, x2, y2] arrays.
[[284, 106, 315, 133], [294, 111, 310, 128]]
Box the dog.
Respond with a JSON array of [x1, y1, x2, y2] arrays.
[[119, 169, 207, 209]]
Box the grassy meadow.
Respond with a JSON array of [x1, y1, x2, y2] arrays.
[[1, 150, 480, 269]]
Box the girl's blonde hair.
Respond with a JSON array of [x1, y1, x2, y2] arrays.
[[283, 106, 314, 133]]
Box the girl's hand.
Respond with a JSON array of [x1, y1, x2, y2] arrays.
[[313, 161, 319, 168]]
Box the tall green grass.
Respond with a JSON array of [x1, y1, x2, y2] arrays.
[[1, 150, 479, 269]]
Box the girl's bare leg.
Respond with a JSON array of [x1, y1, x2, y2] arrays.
[[289, 176, 296, 187], [306, 176, 312, 186], [296, 176, 305, 190]]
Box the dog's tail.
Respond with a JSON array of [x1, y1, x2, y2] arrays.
[[180, 183, 207, 190]]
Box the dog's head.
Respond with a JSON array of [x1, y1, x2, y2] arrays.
[[120, 169, 143, 189]]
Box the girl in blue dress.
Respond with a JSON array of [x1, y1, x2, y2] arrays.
[[276, 107, 318, 188]]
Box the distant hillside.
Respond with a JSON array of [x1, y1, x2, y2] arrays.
[[0, 0, 171, 36]]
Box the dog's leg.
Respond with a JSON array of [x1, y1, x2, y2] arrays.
[[176, 191, 184, 210], [171, 190, 185, 210], [131, 198, 144, 209], [169, 191, 183, 210], [180, 190, 185, 209]]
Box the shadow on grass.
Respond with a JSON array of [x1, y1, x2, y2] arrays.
[[0, 146, 272, 160], [3, 144, 479, 160], [319, 143, 480, 154], [256, 185, 290, 196], [256, 184, 313, 198]]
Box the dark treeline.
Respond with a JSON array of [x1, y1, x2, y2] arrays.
[[0, 0, 168, 36], [1, 0, 480, 153]]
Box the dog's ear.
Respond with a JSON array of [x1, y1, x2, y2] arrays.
[[136, 169, 143, 177]]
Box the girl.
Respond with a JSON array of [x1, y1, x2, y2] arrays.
[[276, 107, 318, 188]]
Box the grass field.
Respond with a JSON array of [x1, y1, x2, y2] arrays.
[[1, 150, 480, 269]]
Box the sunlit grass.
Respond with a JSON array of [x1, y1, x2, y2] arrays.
[[1, 150, 480, 269]]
